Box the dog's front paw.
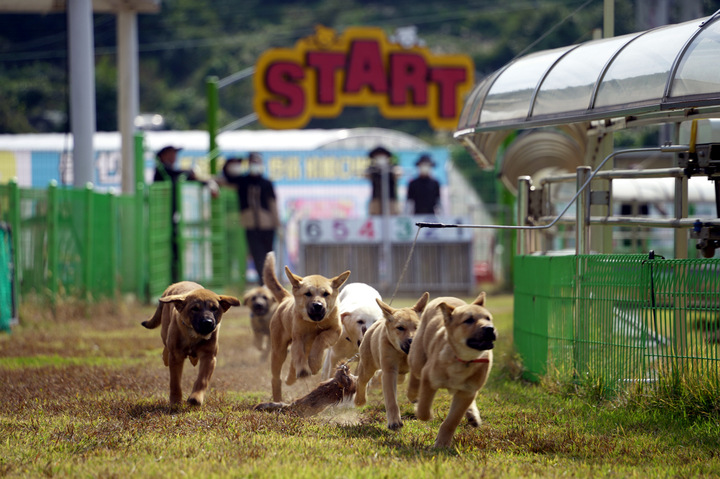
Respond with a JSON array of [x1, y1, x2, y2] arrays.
[[433, 438, 453, 449], [388, 420, 404, 431], [466, 415, 481, 427], [187, 392, 205, 406], [465, 411, 482, 427], [415, 406, 433, 422]]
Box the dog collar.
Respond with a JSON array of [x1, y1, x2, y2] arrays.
[[456, 356, 490, 364]]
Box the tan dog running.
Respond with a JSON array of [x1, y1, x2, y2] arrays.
[[321, 283, 383, 380], [354, 293, 429, 430], [142, 281, 240, 406], [263, 252, 350, 402], [407, 292, 497, 448], [242, 286, 278, 361]]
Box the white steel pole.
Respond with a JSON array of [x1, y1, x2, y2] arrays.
[[576, 166, 592, 255], [517, 176, 531, 256], [118, 10, 139, 194], [67, 0, 97, 187], [603, 0, 614, 38]]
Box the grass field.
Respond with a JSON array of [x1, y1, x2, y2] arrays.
[[1, 293, 720, 478]]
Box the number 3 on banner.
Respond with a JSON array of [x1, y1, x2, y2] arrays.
[[358, 219, 375, 239], [396, 217, 412, 241]]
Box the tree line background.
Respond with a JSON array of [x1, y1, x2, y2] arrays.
[[0, 0, 718, 141]]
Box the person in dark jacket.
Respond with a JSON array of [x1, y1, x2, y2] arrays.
[[365, 146, 401, 216], [154, 145, 218, 282], [223, 153, 280, 285], [406, 154, 441, 215]]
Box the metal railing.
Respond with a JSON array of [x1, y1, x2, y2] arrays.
[[419, 143, 720, 257]]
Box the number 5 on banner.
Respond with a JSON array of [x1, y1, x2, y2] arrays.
[[358, 219, 375, 239], [332, 220, 349, 240]]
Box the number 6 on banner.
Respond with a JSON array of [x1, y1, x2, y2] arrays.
[[358, 219, 375, 239]]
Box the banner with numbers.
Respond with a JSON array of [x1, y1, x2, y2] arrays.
[[299, 216, 472, 244]]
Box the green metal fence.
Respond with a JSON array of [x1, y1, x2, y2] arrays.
[[514, 254, 720, 390], [0, 178, 246, 311]]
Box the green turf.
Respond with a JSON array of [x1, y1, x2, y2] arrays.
[[1, 294, 718, 478]]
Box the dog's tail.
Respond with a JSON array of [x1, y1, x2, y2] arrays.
[[142, 302, 163, 329], [263, 251, 290, 302]]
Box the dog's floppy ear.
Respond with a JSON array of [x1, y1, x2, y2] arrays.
[[472, 291, 486, 307], [242, 290, 254, 307], [219, 295, 241, 312], [376, 298, 395, 322], [159, 293, 190, 311], [413, 292, 430, 313], [438, 302, 456, 326], [331, 271, 351, 290], [285, 266, 303, 288]]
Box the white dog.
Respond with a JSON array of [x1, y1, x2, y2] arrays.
[[321, 283, 383, 380]]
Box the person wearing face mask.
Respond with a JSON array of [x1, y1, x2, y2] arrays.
[[230, 152, 280, 286], [365, 146, 400, 216], [406, 154, 441, 215]]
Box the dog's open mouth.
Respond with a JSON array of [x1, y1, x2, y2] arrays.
[[466, 339, 495, 351], [308, 312, 325, 322], [195, 325, 216, 336], [251, 304, 269, 315]]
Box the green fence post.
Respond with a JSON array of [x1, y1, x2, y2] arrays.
[[8, 179, 21, 308], [206, 76, 219, 176], [136, 182, 146, 302], [176, 178, 185, 280], [206, 77, 224, 289], [84, 183, 94, 303], [134, 132, 145, 193], [47, 181, 59, 302], [134, 132, 147, 303], [210, 190, 227, 290], [108, 191, 118, 297]]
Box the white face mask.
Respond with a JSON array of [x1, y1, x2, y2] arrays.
[[419, 164, 432, 176], [374, 155, 389, 167], [225, 163, 244, 177], [249, 163, 264, 176]]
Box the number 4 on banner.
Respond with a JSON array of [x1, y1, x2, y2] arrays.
[[358, 220, 375, 239]]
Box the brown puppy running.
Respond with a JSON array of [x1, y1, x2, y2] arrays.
[[263, 252, 350, 402], [242, 286, 278, 361], [407, 292, 496, 448], [142, 281, 240, 405], [354, 293, 429, 430]]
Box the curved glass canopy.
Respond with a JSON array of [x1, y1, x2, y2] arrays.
[[456, 14, 720, 142]]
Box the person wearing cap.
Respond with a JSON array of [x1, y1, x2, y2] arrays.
[[365, 146, 401, 216], [154, 145, 219, 282], [228, 152, 280, 286], [406, 154, 441, 215], [154, 146, 196, 183]]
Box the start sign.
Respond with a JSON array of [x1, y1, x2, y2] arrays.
[[253, 25, 474, 130]]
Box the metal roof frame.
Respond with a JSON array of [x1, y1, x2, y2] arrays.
[[455, 12, 720, 142]]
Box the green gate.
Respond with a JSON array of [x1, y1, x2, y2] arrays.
[[0, 178, 246, 313], [514, 254, 720, 390]]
